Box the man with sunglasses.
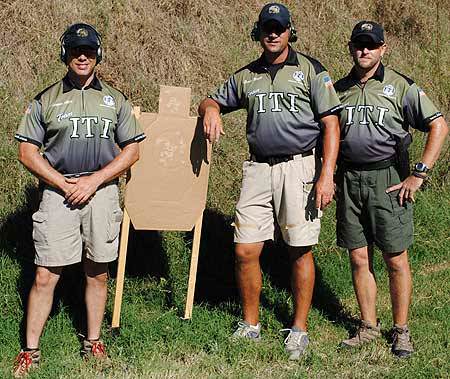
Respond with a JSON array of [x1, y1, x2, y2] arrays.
[[334, 21, 448, 358], [199, 3, 341, 359], [13, 23, 145, 377]]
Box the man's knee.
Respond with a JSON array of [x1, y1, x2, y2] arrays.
[[84, 259, 108, 284], [34, 267, 61, 291], [235, 243, 263, 265], [349, 247, 371, 269], [384, 251, 409, 274]]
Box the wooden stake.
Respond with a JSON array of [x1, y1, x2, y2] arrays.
[[183, 212, 204, 320], [111, 106, 140, 330], [111, 197, 131, 329]]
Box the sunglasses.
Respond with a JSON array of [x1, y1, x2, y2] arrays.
[[261, 23, 288, 36], [352, 41, 384, 51], [68, 46, 97, 58]]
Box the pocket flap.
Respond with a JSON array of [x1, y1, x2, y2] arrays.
[[32, 211, 47, 223]]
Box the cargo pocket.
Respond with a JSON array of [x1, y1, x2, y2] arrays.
[[106, 208, 123, 243], [32, 211, 48, 244], [387, 190, 408, 215]]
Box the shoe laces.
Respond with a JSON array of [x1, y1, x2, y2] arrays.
[[13, 352, 33, 374], [280, 328, 306, 346], [392, 326, 410, 344], [91, 341, 106, 356]]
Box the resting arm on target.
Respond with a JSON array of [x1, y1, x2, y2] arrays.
[[386, 116, 449, 205], [199, 98, 225, 144]]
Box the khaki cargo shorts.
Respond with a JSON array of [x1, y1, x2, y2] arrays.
[[335, 166, 413, 253], [234, 153, 322, 247], [32, 183, 123, 266]]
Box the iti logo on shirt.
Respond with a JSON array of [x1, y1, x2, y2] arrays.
[[292, 71, 304, 82], [103, 96, 115, 107], [383, 85, 395, 97]]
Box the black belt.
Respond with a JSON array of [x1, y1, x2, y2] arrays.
[[340, 157, 396, 171], [250, 150, 314, 166]]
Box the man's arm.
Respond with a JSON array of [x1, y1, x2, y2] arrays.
[[65, 142, 139, 205], [315, 114, 340, 210], [18, 142, 74, 195], [198, 98, 225, 144], [386, 116, 449, 205]]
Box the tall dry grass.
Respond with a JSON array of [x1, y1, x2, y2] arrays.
[[0, 0, 449, 218]]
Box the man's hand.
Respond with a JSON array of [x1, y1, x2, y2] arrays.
[[64, 175, 103, 205], [386, 175, 424, 206], [203, 106, 224, 143], [315, 173, 334, 210]]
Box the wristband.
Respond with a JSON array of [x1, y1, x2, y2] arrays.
[[412, 171, 427, 180]]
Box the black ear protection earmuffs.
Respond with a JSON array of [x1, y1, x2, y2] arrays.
[[60, 23, 102, 64], [251, 21, 298, 43]]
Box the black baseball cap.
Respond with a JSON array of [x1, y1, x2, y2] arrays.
[[63, 23, 101, 49], [351, 21, 385, 43], [259, 3, 292, 28]]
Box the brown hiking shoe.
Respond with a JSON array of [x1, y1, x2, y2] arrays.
[[81, 339, 108, 360], [341, 320, 381, 348], [391, 324, 414, 358], [12, 349, 40, 378]]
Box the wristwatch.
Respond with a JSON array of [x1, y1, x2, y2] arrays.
[[413, 162, 429, 173]]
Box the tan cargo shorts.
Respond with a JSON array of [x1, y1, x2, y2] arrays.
[[234, 152, 322, 247], [32, 183, 123, 266]]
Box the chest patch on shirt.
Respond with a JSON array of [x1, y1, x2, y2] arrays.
[[382, 85, 395, 97], [103, 95, 115, 107]]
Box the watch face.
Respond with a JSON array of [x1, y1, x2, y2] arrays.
[[414, 162, 428, 172]]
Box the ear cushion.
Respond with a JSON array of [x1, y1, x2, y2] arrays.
[[251, 22, 260, 41]]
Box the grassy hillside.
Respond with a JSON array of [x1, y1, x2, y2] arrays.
[[1, 0, 449, 378]]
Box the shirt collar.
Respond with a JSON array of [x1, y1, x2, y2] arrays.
[[350, 62, 385, 83], [254, 45, 299, 69], [62, 73, 102, 93]]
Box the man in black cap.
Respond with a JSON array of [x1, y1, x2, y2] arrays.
[[334, 21, 448, 357], [13, 23, 145, 377], [199, 3, 341, 359]]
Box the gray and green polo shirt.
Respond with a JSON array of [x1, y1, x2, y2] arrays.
[[210, 47, 342, 157], [334, 64, 442, 163], [16, 74, 146, 176]]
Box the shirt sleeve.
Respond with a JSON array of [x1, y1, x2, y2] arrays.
[[310, 71, 343, 119], [15, 99, 45, 147], [115, 98, 146, 148], [403, 84, 443, 132], [208, 74, 243, 114]]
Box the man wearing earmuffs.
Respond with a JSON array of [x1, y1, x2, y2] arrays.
[[13, 23, 145, 377], [199, 3, 341, 359]]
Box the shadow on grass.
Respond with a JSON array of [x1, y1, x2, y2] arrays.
[[0, 184, 170, 346], [188, 208, 357, 333], [1, 186, 356, 344]]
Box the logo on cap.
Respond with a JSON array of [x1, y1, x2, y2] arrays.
[[76, 28, 89, 37], [360, 23, 373, 31], [268, 5, 280, 14]]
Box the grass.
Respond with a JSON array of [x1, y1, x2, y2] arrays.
[[1, 0, 449, 377]]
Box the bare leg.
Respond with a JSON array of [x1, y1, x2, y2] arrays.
[[349, 245, 378, 326], [235, 242, 264, 325], [382, 250, 412, 326], [288, 246, 315, 331], [84, 259, 108, 340], [26, 266, 63, 348]]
